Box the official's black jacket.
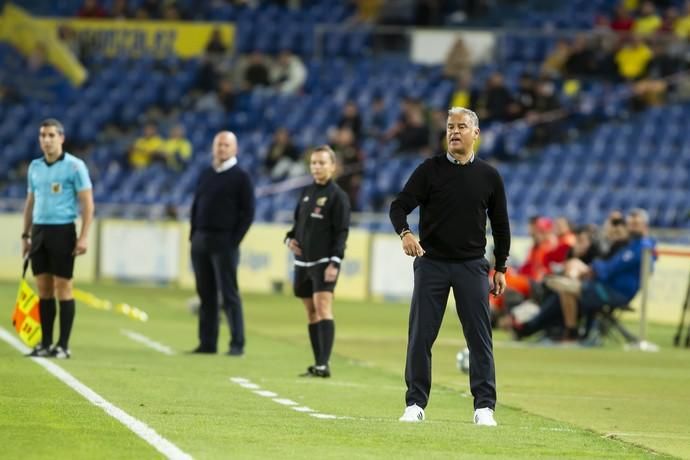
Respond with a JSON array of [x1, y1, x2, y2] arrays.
[[285, 180, 350, 267]]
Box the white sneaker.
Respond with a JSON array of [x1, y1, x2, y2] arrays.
[[473, 408, 497, 426], [399, 404, 425, 422]]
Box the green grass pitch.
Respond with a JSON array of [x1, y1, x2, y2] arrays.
[[1, 281, 689, 459]]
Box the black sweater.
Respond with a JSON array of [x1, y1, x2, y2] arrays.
[[389, 155, 510, 268], [190, 165, 255, 247], [286, 180, 350, 267]]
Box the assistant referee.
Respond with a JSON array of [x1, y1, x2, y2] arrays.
[[22, 118, 94, 359], [390, 107, 510, 425]]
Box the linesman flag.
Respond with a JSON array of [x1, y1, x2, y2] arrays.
[[12, 258, 42, 347]]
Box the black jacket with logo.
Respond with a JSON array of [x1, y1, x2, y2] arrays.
[[285, 180, 350, 267]]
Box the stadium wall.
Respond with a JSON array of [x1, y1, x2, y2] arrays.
[[0, 214, 686, 323]]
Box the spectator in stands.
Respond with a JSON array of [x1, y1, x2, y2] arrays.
[[129, 122, 164, 169], [140, 0, 161, 18], [205, 28, 228, 58], [633, 1, 662, 36], [527, 76, 562, 145], [473, 72, 516, 123], [243, 51, 271, 90], [196, 56, 220, 93], [514, 72, 536, 118], [429, 108, 449, 154], [609, 3, 635, 32], [543, 217, 576, 274], [565, 35, 597, 78], [615, 36, 653, 80], [389, 98, 431, 155], [631, 40, 682, 109], [77, 0, 107, 18], [162, 124, 192, 170], [541, 39, 570, 77], [450, 72, 475, 109], [110, 0, 133, 19], [443, 37, 472, 82], [195, 80, 236, 113], [271, 50, 307, 94], [337, 100, 363, 143], [674, 1, 690, 38], [333, 127, 363, 210], [163, 2, 182, 20], [659, 6, 680, 33], [264, 127, 301, 180]]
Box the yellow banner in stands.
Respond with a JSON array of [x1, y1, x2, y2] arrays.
[[0, 3, 87, 86], [36, 17, 234, 58]]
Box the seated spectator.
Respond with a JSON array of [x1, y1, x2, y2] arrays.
[[514, 72, 536, 118], [615, 36, 653, 80], [195, 80, 236, 113], [270, 50, 307, 94], [450, 72, 475, 109], [541, 39, 571, 77], [543, 217, 576, 274], [518, 217, 557, 282], [110, 0, 133, 19], [243, 51, 271, 90], [333, 127, 364, 210], [337, 100, 363, 142], [129, 122, 165, 169], [565, 35, 597, 77], [264, 128, 301, 180], [674, 1, 690, 38], [77, 0, 107, 18], [205, 28, 228, 57], [162, 124, 192, 170], [631, 41, 683, 109], [527, 76, 562, 145], [473, 72, 516, 123], [395, 101, 431, 154], [633, 1, 662, 36], [609, 3, 635, 32], [515, 210, 655, 341], [659, 6, 680, 33], [443, 37, 472, 81], [163, 3, 182, 20]]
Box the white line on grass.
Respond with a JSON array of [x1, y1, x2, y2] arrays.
[[121, 329, 176, 355], [230, 376, 339, 419], [0, 327, 192, 460]]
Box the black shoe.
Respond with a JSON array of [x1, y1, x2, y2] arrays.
[[189, 345, 216, 354], [299, 365, 317, 377], [313, 365, 331, 378], [50, 345, 71, 359], [227, 347, 244, 357], [27, 344, 51, 358]]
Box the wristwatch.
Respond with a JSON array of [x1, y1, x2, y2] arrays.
[[21, 233, 30, 240], [494, 266, 507, 273]]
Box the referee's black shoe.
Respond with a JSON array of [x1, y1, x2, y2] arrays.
[[189, 345, 217, 354], [299, 365, 330, 378]]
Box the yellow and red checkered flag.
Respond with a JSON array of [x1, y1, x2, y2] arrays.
[[11, 257, 42, 347]]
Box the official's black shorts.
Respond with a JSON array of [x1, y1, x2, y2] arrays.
[[293, 263, 339, 298], [31, 223, 77, 279]]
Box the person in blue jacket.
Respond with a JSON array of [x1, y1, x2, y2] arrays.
[[514, 208, 656, 340]]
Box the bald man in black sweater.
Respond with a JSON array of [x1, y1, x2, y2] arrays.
[[391, 108, 510, 426], [190, 131, 255, 356]]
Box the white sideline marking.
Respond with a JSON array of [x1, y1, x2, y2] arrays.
[[254, 390, 278, 397], [292, 406, 315, 413], [230, 376, 343, 420], [239, 382, 260, 389], [0, 327, 192, 460], [121, 330, 175, 355]]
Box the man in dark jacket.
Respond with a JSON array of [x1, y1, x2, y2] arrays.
[[190, 131, 255, 356]]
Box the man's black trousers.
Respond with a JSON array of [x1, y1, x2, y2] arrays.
[[405, 256, 496, 410], [191, 232, 245, 352]]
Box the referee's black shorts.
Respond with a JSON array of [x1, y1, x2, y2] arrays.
[[30, 223, 77, 279], [293, 263, 339, 298]]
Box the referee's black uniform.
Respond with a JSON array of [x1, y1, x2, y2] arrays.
[[286, 179, 350, 369], [390, 153, 510, 412]]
